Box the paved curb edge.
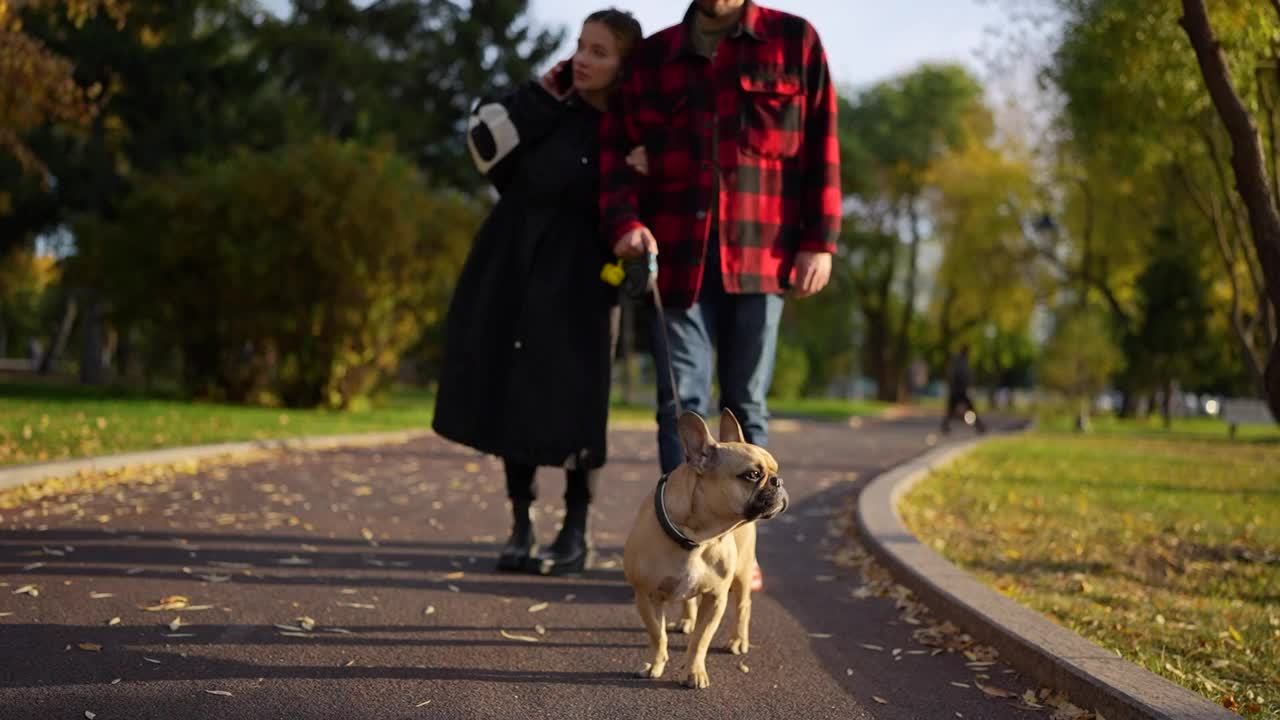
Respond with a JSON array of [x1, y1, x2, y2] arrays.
[[0, 430, 433, 492], [854, 436, 1237, 720]]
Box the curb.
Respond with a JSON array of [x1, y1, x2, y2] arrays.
[[854, 437, 1237, 720], [0, 430, 433, 492]]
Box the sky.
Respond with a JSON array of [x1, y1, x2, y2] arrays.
[[259, 1, 1011, 91]]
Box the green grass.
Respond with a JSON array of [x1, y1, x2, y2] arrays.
[[769, 396, 892, 421], [0, 378, 901, 467], [0, 381, 439, 466], [1036, 413, 1280, 443], [900, 425, 1280, 718]]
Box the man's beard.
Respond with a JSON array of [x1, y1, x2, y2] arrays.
[[696, 1, 736, 20]]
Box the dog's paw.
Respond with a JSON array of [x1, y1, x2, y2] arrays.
[[682, 668, 710, 689], [675, 618, 695, 634], [637, 660, 666, 679], [728, 637, 749, 655]]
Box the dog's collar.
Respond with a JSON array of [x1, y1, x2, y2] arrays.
[[655, 473, 701, 552]]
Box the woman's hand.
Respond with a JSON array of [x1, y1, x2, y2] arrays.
[[539, 60, 571, 100], [625, 146, 649, 176]]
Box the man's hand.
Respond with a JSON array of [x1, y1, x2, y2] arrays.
[[791, 251, 832, 298], [626, 146, 649, 176], [613, 225, 658, 259]]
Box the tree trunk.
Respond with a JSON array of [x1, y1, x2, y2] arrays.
[[1181, 0, 1280, 422], [79, 290, 105, 385], [38, 294, 78, 375], [894, 197, 923, 402], [0, 308, 7, 359]]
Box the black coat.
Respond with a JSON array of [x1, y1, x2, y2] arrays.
[[432, 82, 618, 469]]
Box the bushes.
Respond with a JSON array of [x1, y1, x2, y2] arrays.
[[77, 137, 480, 408]]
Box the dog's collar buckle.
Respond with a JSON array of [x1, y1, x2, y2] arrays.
[[655, 473, 701, 552]]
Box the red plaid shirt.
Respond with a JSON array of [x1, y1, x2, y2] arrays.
[[600, 1, 841, 308]]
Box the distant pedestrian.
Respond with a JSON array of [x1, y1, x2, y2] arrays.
[[942, 344, 986, 434]]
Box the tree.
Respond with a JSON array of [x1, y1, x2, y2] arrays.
[[839, 64, 988, 401], [1040, 309, 1123, 430], [1179, 0, 1280, 422], [257, 0, 563, 191]]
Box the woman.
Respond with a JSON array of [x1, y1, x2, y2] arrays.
[[432, 9, 643, 576]]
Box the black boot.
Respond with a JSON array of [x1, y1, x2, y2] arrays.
[[533, 501, 591, 576], [496, 502, 536, 572]]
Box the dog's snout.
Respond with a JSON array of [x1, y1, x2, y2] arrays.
[[769, 475, 782, 488]]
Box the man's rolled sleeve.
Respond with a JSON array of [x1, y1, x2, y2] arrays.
[[799, 23, 841, 255]]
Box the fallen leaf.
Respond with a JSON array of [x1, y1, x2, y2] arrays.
[[563, 594, 576, 602], [499, 629, 539, 643], [125, 568, 145, 575], [276, 555, 312, 566], [143, 657, 162, 664], [950, 682, 970, 688], [323, 628, 353, 635], [860, 643, 884, 651], [0, 612, 13, 618], [808, 633, 833, 639], [110, 679, 120, 685], [977, 682, 1016, 699], [1022, 689, 1042, 708], [873, 696, 889, 705], [738, 662, 750, 673], [86, 712, 96, 719], [297, 616, 316, 631], [535, 624, 547, 635], [416, 700, 433, 708], [107, 617, 121, 626], [196, 574, 232, 583], [164, 633, 196, 638], [336, 602, 375, 609], [143, 595, 189, 611], [79, 643, 103, 652], [447, 584, 460, 593], [168, 617, 183, 632], [179, 605, 215, 612], [89, 592, 114, 599], [22, 562, 45, 572], [527, 602, 549, 613], [204, 689, 233, 696], [444, 571, 465, 580], [13, 585, 38, 597]]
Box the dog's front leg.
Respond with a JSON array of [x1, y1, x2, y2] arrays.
[[675, 597, 698, 634], [635, 592, 669, 678], [681, 590, 727, 689]]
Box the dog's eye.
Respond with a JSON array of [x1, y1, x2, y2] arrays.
[[742, 469, 762, 481]]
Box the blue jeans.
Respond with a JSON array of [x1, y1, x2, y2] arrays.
[[649, 245, 785, 473]]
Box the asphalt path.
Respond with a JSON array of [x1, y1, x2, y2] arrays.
[[0, 415, 1040, 720]]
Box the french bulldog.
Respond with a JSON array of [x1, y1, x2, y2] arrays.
[[622, 408, 788, 689]]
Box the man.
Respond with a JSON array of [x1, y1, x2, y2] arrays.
[[600, 0, 840, 588], [942, 344, 986, 434]]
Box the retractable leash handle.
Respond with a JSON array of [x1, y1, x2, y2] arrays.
[[600, 251, 682, 416]]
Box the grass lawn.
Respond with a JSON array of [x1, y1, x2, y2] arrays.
[[0, 380, 894, 466], [900, 424, 1280, 718]]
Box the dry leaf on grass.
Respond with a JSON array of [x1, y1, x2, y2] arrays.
[[499, 630, 539, 643]]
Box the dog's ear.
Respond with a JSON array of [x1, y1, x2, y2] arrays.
[[718, 408, 745, 444], [677, 411, 716, 471]]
